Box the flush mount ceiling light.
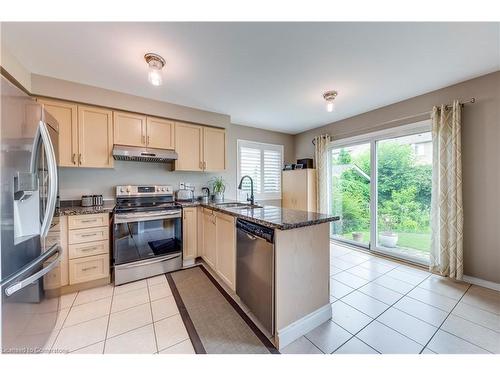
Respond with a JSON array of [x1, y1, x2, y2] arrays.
[[144, 53, 166, 86], [323, 90, 338, 112]]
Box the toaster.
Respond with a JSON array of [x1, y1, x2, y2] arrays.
[[176, 188, 194, 201]]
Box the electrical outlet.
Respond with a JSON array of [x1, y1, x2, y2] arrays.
[[179, 182, 185, 189]]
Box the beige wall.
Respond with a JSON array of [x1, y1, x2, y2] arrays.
[[0, 42, 32, 91], [295, 71, 500, 283]]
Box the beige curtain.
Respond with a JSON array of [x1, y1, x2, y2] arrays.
[[314, 134, 331, 213], [430, 100, 464, 279]]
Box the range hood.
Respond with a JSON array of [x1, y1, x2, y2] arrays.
[[112, 145, 178, 163]]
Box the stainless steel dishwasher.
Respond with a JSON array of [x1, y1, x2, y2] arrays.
[[236, 219, 274, 335]]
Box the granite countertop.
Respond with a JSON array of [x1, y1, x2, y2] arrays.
[[56, 198, 339, 230], [56, 201, 115, 216], [178, 199, 339, 230]]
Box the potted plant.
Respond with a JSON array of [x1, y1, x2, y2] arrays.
[[379, 215, 398, 248], [210, 176, 226, 202], [352, 232, 363, 242]]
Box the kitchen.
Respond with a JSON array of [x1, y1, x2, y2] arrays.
[[1, 59, 338, 353]]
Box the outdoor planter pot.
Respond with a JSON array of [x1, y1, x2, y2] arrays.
[[352, 232, 363, 242], [379, 232, 398, 247]]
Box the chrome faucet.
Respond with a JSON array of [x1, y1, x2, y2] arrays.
[[238, 175, 255, 206]]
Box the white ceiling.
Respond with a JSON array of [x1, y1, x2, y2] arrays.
[[2, 22, 499, 134]]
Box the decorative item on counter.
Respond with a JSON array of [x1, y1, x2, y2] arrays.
[[210, 176, 226, 202], [200, 187, 210, 203], [81, 195, 93, 207]]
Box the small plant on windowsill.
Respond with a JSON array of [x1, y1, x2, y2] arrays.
[[379, 214, 399, 248], [210, 176, 226, 202]]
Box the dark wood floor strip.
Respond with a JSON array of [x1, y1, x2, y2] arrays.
[[165, 272, 207, 354]]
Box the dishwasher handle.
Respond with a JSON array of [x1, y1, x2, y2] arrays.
[[236, 219, 274, 243]]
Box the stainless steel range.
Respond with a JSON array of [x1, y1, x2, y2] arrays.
[[113, 185, 182, 285]]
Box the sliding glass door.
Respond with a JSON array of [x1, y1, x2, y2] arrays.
[[330, 143, 371, 247], [329, 122, 432, 265]]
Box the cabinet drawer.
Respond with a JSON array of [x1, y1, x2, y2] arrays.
[[68, 226, 109, 245], [69, 240, 109, 259], [68, 213, 109, 230], [69, 254, 109, 285]]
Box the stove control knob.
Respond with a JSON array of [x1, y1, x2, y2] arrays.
[[162, 187, 166, 192], [119, 187, 124, 193], [126, 187, 131, 193]]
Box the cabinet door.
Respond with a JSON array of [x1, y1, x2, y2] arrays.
[[174, 122, 203, 171], [146, 116, 175, 150], [78, 105, 114, 168], [113, 111, 146, 147], [215, 212, 236, 291], [203, 127, 226, 171], [202, 209, 216, 269], [38, 99, 78, 167], [182, 207, 198, 260]]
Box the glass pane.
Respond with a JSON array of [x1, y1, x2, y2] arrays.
[[330, 143, 371, 246], [376, 132, 432, 263]]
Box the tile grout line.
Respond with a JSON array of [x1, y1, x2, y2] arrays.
[[147, 278, 160, 354], [418, 283, 473, 354], [49, 291, 79, 353], [102, 285, 116, 354]]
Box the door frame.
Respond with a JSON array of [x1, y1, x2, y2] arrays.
[[327, 120, 432, 266]]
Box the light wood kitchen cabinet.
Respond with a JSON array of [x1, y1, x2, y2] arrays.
[[69, 254, 110, 285], [174, 122, 226, 172], [78, 105, 113, 168], [113, 111, 147, 147], [182, 207, 198, 261], [282, 169, 317, 212], [38, 99, 78, 167], [147, 116, 175, 150], [202, 208, 217, 269], [203, 127, 226, 171], [175, 122, 204, 171], [215, 212, 236, 290]]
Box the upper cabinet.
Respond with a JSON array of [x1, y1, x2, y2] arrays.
[[175, 122, 204, 171], [113, 112, 175, 150], [113, 111, 146, 147], [203, 127, 226, 172], [78, 106, 114, 168], [146, 116, 175, 150], [38, 99, 78, 167], [38, 99, 113, 168], [175, 122, 226, 172]]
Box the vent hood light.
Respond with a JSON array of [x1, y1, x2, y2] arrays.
[[145, 53, 166, 86]]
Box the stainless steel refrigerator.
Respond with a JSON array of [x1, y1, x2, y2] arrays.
[[0, 74, 61, 353]]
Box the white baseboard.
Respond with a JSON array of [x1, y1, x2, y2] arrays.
[[276, 304, 332, 350], [463, 275, 500, 292]]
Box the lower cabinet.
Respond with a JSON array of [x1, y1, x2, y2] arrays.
[[200, 208, 236, 291], [202, 208, 217, 269], [215, 212, 236, 290], [182, 207, 198, 261]]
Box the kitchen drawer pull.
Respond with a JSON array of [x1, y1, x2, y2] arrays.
[[72, 153, 76, 164], [82, 266, 98, 272], [80, 219, 98, 223], [147, 135, 150, 144], [80, 246, 98, 252], [81, 233, 98, 237]]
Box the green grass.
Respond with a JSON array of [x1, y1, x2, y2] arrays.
[[339, 231, 430, 252]]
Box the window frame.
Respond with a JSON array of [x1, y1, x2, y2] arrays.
[[236, 139, 284, 201]]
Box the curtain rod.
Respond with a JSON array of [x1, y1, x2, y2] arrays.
[[311, 97, 476, 145]]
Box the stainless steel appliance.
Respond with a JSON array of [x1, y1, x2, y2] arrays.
[[175, 188, 194, 202], [0, 75, 61, 353], [236, 219, 274, 335], [112, 145, 178, 163], [113, 185, 182, 285]]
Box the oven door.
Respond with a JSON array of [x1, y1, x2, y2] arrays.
[[113, 211, 182, 266]]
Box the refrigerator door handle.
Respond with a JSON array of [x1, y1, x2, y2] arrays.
[[1, 244, 61, 296], [38, 121, 58, 238]]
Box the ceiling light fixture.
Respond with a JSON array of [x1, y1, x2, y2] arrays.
[[323, 90, 338, 112], [144, 53, 166, 86]]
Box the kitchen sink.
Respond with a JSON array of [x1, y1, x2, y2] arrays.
[[215, 202, 262, 209]]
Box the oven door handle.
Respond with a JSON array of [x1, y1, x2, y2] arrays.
[[114, 211, 181, 224], [116, 253, 182, 269]]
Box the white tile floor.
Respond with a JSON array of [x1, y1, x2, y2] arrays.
[[43, 243, 500, 354], [45, 274, 194, 354], [281, 243, 500, 354]]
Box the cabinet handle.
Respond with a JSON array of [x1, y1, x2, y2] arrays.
[[78, 154, 82, 165], [80, 219, 98, 223], [199, 161, 202, 170], [82, 266, 98, 272], [142, 135, 146, 144], [81, 233, 97, 238], [203, 161, 207, 170], [147, 135, 150, 145], [80, 246, 98, 252], [72, 153, 76, 165]]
